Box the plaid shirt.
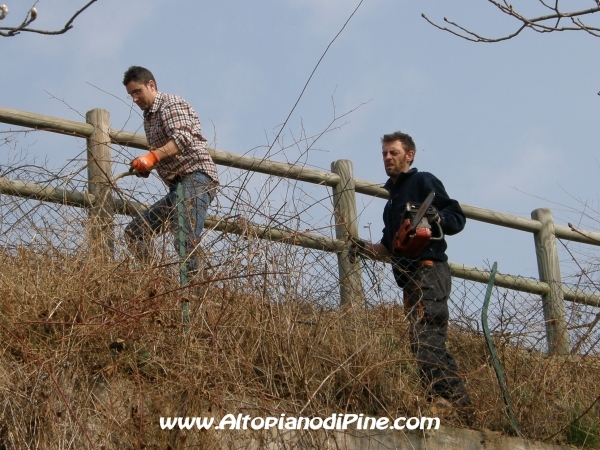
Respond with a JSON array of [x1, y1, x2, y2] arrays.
[[143, 92, 219, 184]]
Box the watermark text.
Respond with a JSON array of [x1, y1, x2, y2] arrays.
[[160, 413, 440, 431]]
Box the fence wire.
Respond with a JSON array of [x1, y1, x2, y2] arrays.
[[1, 137, 599, 355]]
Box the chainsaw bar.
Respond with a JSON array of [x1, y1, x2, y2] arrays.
[[409, 190, 435, 231]]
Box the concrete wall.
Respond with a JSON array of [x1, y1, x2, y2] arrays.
[[227, 426, 575, 450]]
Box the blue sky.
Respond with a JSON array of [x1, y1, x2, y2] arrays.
[[2, 0, 600, 280]]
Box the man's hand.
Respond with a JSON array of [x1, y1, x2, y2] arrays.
[[129, 150, 160, 178], [428, 213, 441, 225], [349, 237, 370, 263]]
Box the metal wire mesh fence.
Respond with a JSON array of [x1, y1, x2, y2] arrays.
[[0, 136, 349, 306], [451, 277, 600, 356], [356, 257, 600, 357], [2, 132, 600, 354]]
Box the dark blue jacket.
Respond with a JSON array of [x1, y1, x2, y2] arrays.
[[381, 168, 465, 282]]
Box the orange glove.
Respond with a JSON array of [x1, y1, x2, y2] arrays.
[[130, 151, 160, 178]]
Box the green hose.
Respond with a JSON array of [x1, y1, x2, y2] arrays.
[[482, 262, 521, 436], [176, 181, 189, 328]]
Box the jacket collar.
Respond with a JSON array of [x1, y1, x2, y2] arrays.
[[383, 167, 418, 193]]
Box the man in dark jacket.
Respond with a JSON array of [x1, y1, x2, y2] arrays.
[[352, 131, 471, 411]]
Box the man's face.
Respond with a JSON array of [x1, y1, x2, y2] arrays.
[[126, 80, 157, 111], [382, 140, 414, 181]]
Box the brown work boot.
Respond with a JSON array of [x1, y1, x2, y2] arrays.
[[429, 397, 454, 419], [455, 404, 475, 427], [452, 398, 475, 427], [429, 394, 475, 427]]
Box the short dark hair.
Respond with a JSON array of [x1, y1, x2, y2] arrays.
[[381, 131, 416, 165], [122, 66, 156, 87]]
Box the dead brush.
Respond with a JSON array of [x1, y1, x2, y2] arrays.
[[0, 241, 599, 449]]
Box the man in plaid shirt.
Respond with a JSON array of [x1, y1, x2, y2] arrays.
[[122, 66, 218, 279]]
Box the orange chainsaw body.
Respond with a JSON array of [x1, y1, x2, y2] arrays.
[[393, 217, 432, 258], [392, 201, 443, 258]]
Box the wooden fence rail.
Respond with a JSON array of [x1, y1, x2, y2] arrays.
[[3, 174, 597, 308], [1, 106, 599, 354], [3, 107, 600, 245]]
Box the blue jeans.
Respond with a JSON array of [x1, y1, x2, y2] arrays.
[[125, 172, 215, 276]]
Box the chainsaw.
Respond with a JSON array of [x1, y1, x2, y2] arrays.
[[392, 190, 443, 258]]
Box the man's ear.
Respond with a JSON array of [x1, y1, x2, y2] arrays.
[[147, 80, 157, 92], [407, 150, 415, 164]]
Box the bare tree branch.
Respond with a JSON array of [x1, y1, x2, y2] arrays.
[[422, 0, 600, 43], [0, 0, 97, 37]]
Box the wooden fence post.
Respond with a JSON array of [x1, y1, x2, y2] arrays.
[[86, 108, 114, 256], [531, 208, 570, 355], [331, 159, 364, 307]]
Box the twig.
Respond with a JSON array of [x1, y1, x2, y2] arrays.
[[0, 0, 98, 37], [544, 395, 600, 442], [422, 1, 600, 43]]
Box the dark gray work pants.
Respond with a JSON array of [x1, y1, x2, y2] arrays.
[[401, 261, 471, 405]]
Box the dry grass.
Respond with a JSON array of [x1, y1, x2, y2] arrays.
[[0, 237, 598, 450]]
